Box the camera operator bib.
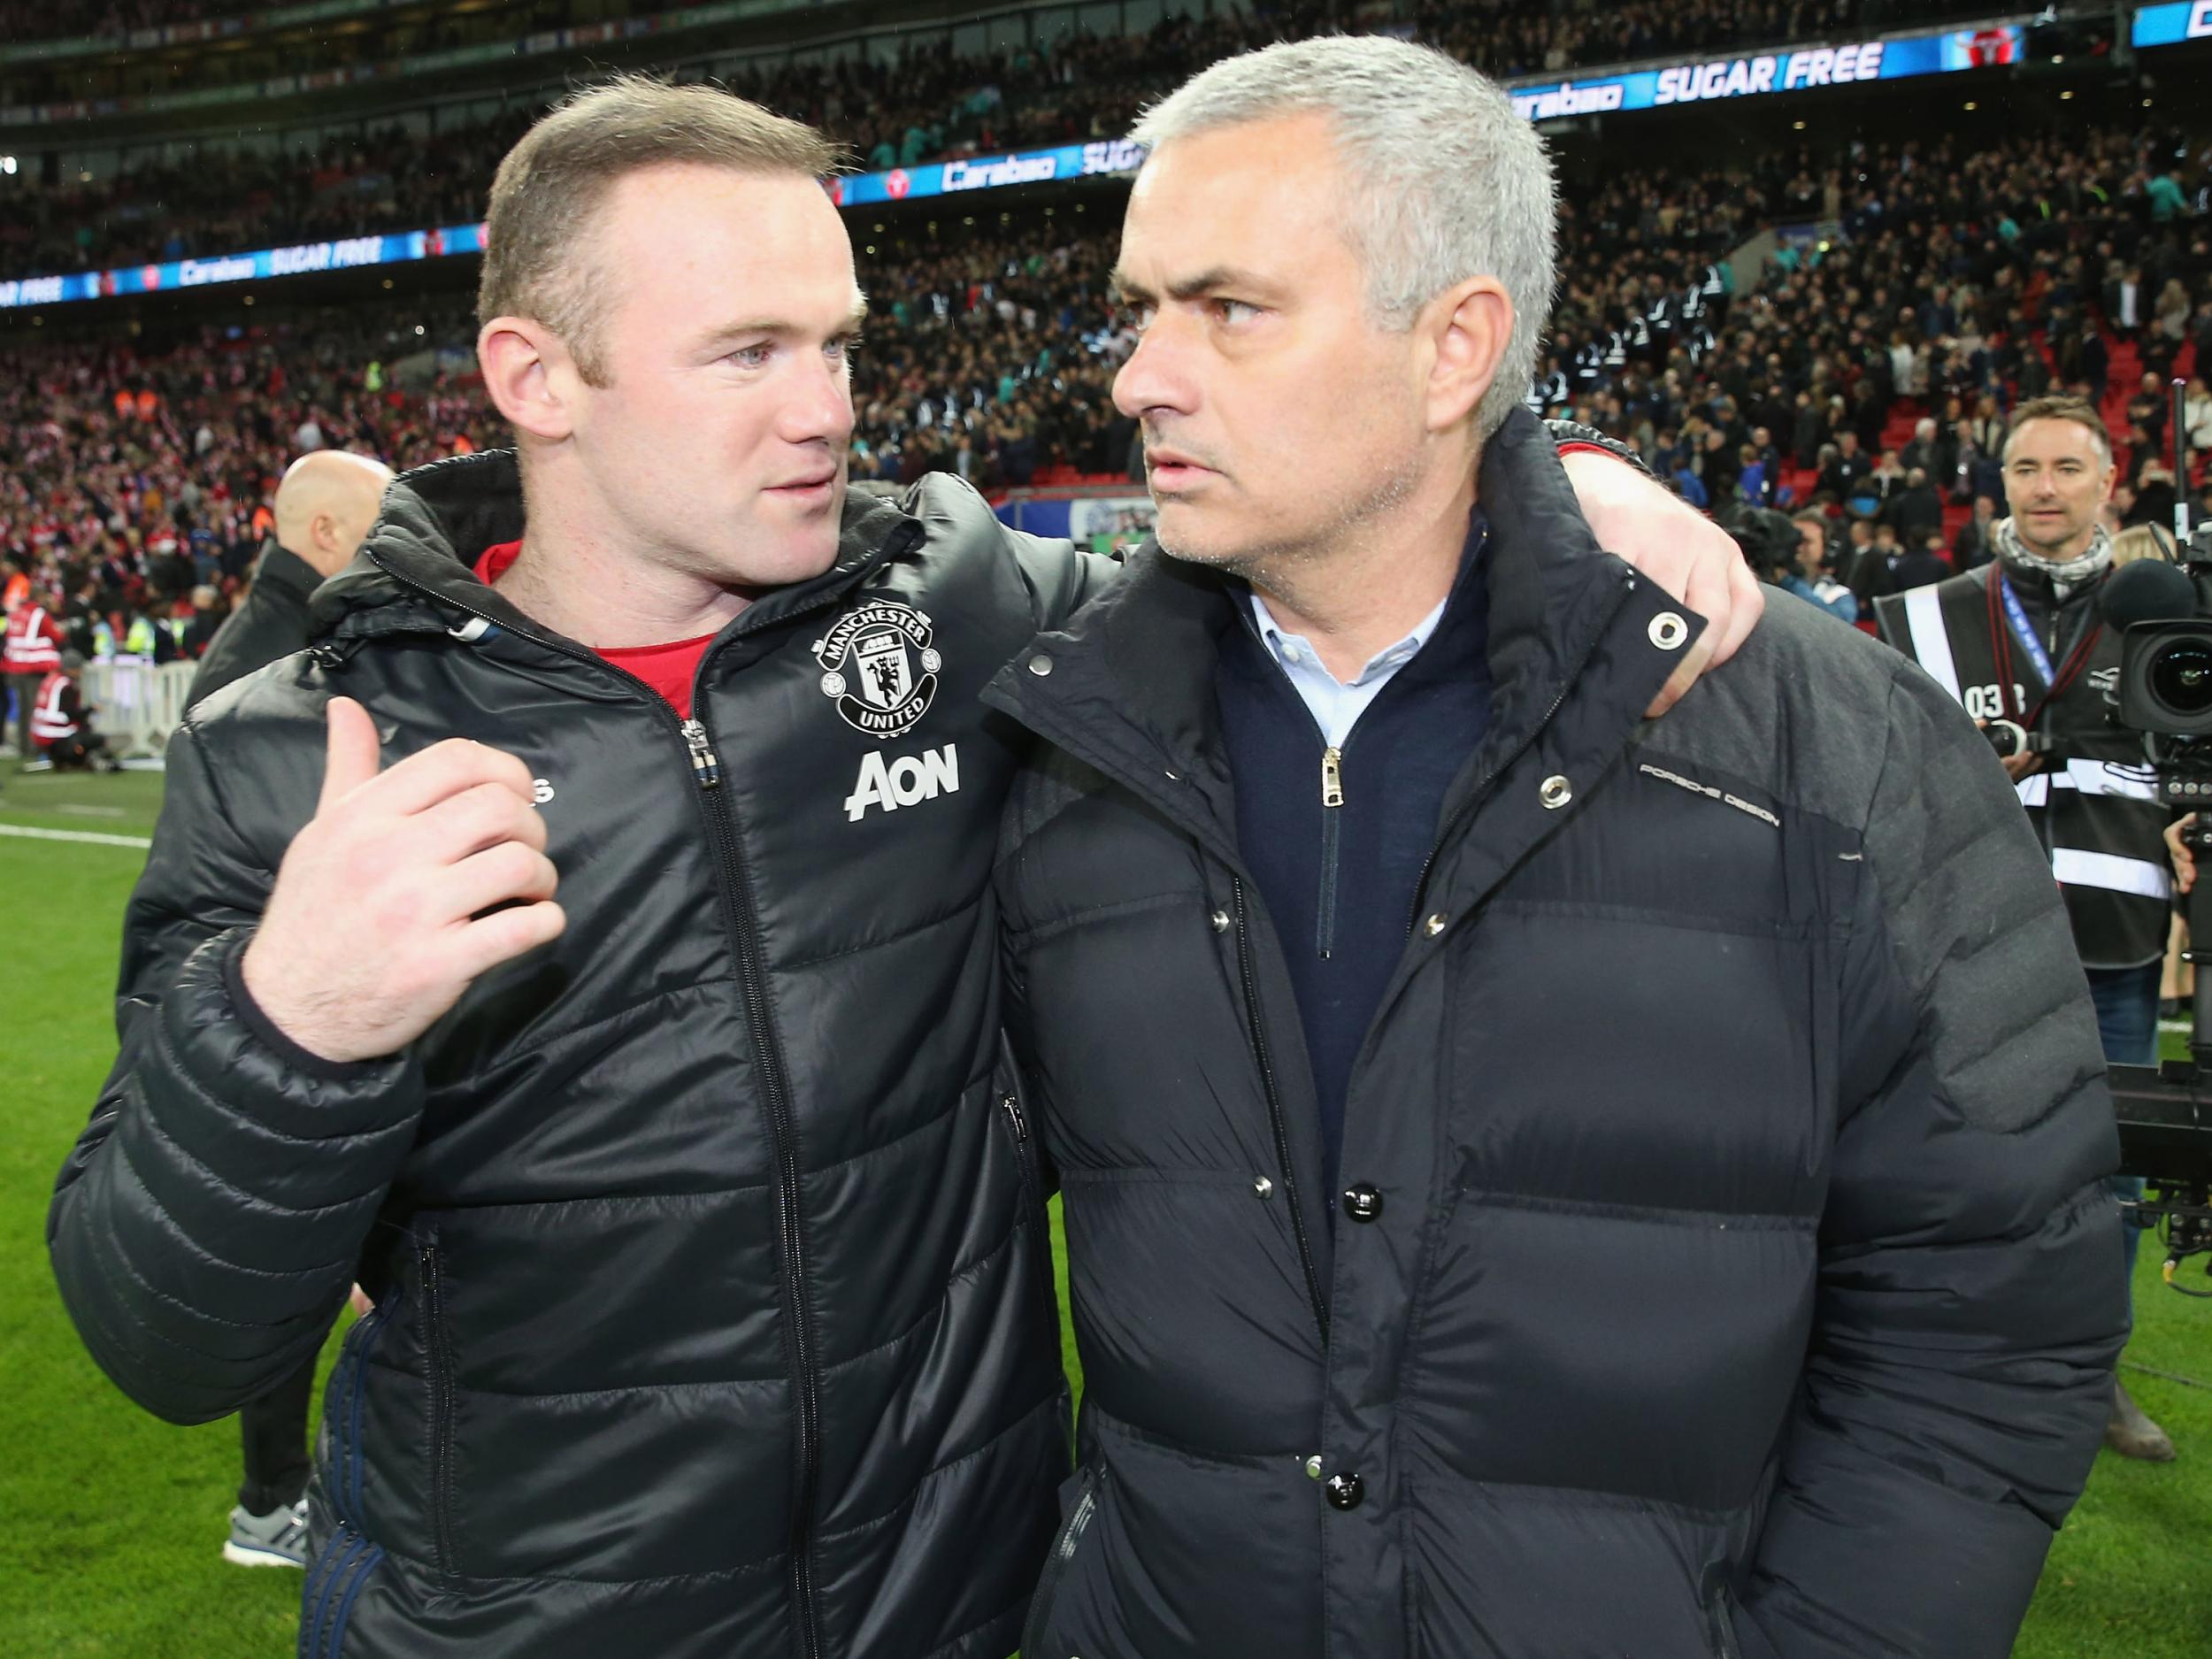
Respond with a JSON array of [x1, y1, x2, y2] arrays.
[[1876, 561, 2172, 969]]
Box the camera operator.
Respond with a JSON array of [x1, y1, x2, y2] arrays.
[[1722, 503, 1858, 622], [1875, 396, 2175, 1462]]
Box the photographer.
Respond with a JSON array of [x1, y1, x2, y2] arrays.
[[1725, 504, 1857, 622], [1875, 396, 2175, 1462]]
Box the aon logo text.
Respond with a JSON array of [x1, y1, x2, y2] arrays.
[[845, 743, 961, 822]]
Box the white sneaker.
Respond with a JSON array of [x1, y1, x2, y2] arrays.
[[222, 1498, 309, 1568]]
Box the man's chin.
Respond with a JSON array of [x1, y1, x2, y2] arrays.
[[1152, 522, 1259, 578]]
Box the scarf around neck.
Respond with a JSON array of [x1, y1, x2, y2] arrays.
[[1993, 514, 2114, 591]]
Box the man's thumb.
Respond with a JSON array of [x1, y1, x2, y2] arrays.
[[319, 696, 381, 810]]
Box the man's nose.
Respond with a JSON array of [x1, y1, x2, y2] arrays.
[[1113, 320, 1195, 422], [781, 351, 855, 445]]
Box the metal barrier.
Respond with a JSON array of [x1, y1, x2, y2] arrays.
[[82, 658, 198, 759]]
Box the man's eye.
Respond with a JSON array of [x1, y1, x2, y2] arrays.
[[728, 344, 774, 368], [1118, 303, 1156, 333], [827, 335, 862, 362], [1212, 299, 1259, 326]]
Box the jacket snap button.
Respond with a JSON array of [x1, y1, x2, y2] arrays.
[[1423, 912, 1449, 938], [1648, 611, 1689, 650], [1325, 1471, 1364, 1510], [1304, 1455, 1324, 1479], [1027, 653, 1054, 676], [1341, 1183, 1383, 1223], [1253, 1175, 1275, 1199], [1539, 774, 1572, 810], [1210, 909, 1232, 933]]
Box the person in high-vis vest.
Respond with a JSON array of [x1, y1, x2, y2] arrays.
[[29, 651, 120, 772], [1875, 393, 2177, 1463], [4, 588, 63, 759]]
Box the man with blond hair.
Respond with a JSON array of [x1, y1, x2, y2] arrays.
[[995, 38, 2124, 1659], [51, 72, 1751, 1657]]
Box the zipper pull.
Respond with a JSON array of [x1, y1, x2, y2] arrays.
[[1321, 746, 1344, 808], [1002, 1093, 1028, 1144], [680, 718, 721, 789]]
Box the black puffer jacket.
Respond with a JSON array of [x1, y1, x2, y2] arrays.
[[188, 538, 326, 706], [989, 411, 2127, 1659], [50, 452, 1102, 1659]]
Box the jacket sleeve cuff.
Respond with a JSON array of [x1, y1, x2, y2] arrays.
[[217, 927, 385, 1085], [157, 928, 424, 1139], [1544, 419, 1657, 480]]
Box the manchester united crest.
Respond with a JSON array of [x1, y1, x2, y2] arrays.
[[812, 600, 942, 739]]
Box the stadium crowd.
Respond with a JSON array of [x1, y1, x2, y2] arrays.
[[0, 0, 1950, 97], [3, 113, 2205, 677], [1535, 124, 2210, 595], [5, 0, 2036, 275], [0, 309, 496, 669]]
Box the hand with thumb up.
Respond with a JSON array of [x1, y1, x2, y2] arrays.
[[239, 697, 567, 1064]]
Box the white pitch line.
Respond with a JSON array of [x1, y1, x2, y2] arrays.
[[0, 823, 151, 849]]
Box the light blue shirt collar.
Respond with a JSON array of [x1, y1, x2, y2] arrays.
[[1247, 588, 1450, 751]]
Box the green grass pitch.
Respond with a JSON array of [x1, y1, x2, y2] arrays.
[[0, 767, 2204, 1655]]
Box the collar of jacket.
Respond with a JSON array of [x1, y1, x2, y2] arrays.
[[308, 449, 924, 654], [983, 408, 1696, 848], [1984, 551, 2104, 619], [251, 538, 325, 606]]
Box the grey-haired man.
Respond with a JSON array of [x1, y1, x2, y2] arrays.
[[993, 36, 2124, 1659]]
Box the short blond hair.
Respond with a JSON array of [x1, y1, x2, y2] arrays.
[[479, 74, 838, 386], [2111, 523, 2177, 566]]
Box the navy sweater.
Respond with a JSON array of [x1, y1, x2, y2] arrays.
[[1216, 533, 1494, 1202]]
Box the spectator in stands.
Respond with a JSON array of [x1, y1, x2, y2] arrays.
[[1886, 466, 1944, 546], [1953, 419, 2004, 504], [27, 649, 120, 773], [1900, 417, 1950, 483], [1839, 515, 1900, 612], [190, 450, 395, 706], [1818, 429, 1870, 505], [181, 587, 227, 661], [1852, 449, 1906, 523], [2170, 375, 2212, 457], [1969, 391, 2008, 457], [2147, 278, 2193, 382], [1734, 442, 1773, 508], [1781, 508, 1855, 622], [2131, 459, 2185, 535], [2103, 263, 2147, 341], [1892, 528, 1953, 590], [1955, 493, 2000, 569]]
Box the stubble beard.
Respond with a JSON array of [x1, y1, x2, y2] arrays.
[[1154, 440, 1425, 610]]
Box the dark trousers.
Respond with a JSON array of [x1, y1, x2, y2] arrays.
[[2087, 960, 2161, 1294], [8, 672, 41, 755], [238, 1349, 319, 1517], [45, 732, 110, 770]]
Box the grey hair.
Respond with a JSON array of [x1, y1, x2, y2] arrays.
[[1131, 35, 1556, 440]]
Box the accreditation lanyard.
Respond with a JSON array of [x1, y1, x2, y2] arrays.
[[1997, 575, 2055, 687], [1988, 571, 2101, 728]]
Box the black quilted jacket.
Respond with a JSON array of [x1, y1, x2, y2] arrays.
[[989, 411, 2129, 1659], [50, 451, 1103, 1659]]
